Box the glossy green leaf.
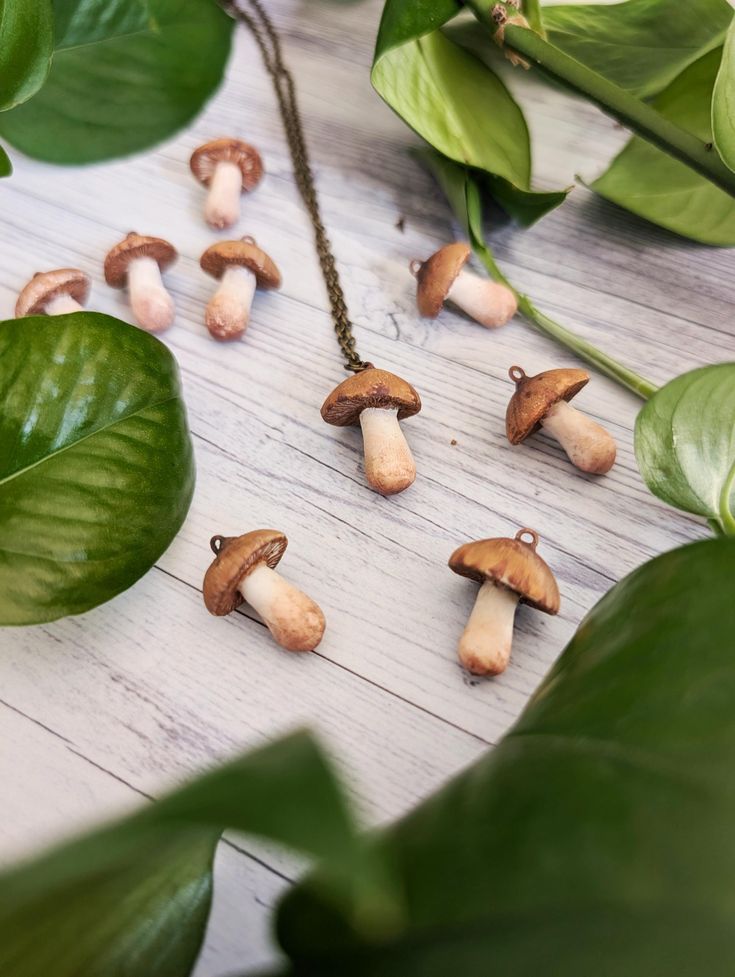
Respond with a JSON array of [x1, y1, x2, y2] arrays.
[[372, 10, 567, 223], [373, 0, 461, 58], [0, 313, 195, 625], [543, 0, 731, 98], [279, 537, 735, 976], [590, 49, 735, 245], [0, 0, 54, 111], [0, 144, 11, 176], [0, 0, 234, 164], [712, 16, 735, 174], [0, 731, 378, 977], [635, 364, 735, 535]]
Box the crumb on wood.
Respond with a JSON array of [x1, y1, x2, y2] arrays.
[[450, 438, 458, 446], [395, 216, 406, 233]]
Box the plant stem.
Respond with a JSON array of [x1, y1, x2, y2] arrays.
[[521, 0, 544, 36], [466, 2, 735, 201], [472, 240, 658, 399]]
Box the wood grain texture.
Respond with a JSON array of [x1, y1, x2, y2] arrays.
[[0, 0, 729, 972]]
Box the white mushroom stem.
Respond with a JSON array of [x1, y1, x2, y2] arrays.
[[44, 294, 84, 315], [206, 266, 257, 340], [359, 407, 416, 496], [127, 256, 175, 333], [239, 563, 325, 652], [541, 400, 617, 475], [446, 270, 518, 328], [458, 581, 520, 676], [205, 162, 244, 229]]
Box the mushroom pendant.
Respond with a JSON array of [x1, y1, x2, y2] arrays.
[[200, 237, 281, 340], [104, 232, 178, 332], [321, 368, 422, 496], [203, 530, 326, 652], [506, 366, 617, 475], [16, 269, 91, 317], [449, 528, 560, 676]]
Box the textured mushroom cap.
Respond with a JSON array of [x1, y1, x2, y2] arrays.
[[15, 268, 90, 317], [414, 242, 471, 317], [506, 365, 590, 444], [321, 368, 422, 427], [190, 138, 263, 190], [104, 233, 178, 288], [203, 530, 288, 616], [449, 529, 560, 614], [200, 238, 281, 289]]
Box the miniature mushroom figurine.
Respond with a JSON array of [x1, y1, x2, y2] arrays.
[[321, 368, 422, 495], [104, 233, 178, 333], [190, 138, 264, 229], [203, 530, 326, 652], [506, 365, 617, 475], [15, 269, 91, 317], [410, 242, 517, 328], [200, 237, 281, 340], [449, 528, 560, 676]]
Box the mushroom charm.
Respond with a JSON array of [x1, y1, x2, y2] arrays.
[[411, 243, 517, 329], [321, 368, 422, 495], [203, 530, 326, 652], [15, 269, 91, 317], [449, 529, 560, 676], [506, 366, 617, 475], [190, 138, 264, 229], [200, 237, 281, 340], [104, 233, 178, 333]]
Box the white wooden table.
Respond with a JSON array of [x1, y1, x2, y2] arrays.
[[0, 1, 726, 972]]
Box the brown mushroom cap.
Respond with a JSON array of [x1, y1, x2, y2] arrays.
[[203, 530, 288, 617], [200, 237, 281, 289], [506, 365, 590, 445], [321, 368, 422, 427], [15, 268, 90, 318], [449, 528, 560, 614], [104, 233, 178, 288], [190, 138, 263, 191], [413, 242, 471, 318]]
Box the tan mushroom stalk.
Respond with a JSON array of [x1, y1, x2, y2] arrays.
[[449, 529, 560, 676], [200, 237, 281, 340], [203, 530, 325, 652], [104, 233, 178, 332], [190, 138, 264, 229], [15, 269, 91, 317], [411, 242, 517, 329], [321, 368, 422, 495], [506, 365, 617, 475]]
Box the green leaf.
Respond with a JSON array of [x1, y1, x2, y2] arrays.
[[0, 731, 379, 977], [0, 313, 195, 625], [372, 14, 568, 224], [279, 537, 735, 976], [712, 16, 735, 173], [0, 0, 234, 164], [0, 0, 54, 111], [590, 48, 735, 245], [635, 363, 735, 535], [373, 0, 461, 59], [543, 0, 731, 98], [0, 144, 11, 176]]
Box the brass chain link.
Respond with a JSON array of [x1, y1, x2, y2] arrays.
[[216, 0, 371, 373]]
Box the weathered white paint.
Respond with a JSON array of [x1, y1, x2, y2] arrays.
[[0, 0, 724, 972]]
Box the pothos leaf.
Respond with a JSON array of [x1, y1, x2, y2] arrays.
[[372, 3, 568, 225], [712, 16, 735, 174], [0, 0, 234, 163], [0, 145, 11, 177], [278, 537, 735, 977], [635, 364, 735, 535], [0, 313, 195, 625], [0, 731, 385, 977], [0, 0, 54, 111], [543, 0, 731, 98], [589, 49, 735, 246]]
